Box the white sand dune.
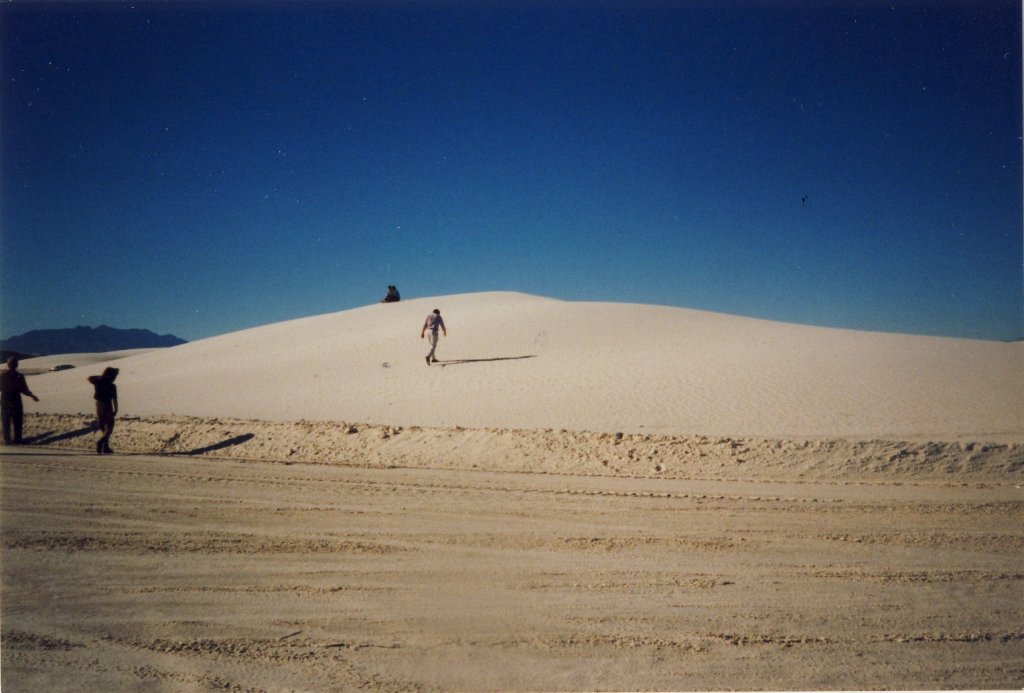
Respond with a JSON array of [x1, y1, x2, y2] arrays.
[[17, 349, 158, 374], [25, 291, 1024, 440]]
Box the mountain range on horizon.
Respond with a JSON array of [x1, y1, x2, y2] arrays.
[[1, 325, 187, 358]]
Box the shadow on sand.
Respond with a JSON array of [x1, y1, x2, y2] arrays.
[[169, 433, 256, 457], [436, 355, 536, 367], [24, 427, 96, 446]]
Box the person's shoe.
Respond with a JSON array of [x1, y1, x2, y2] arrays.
[[425, 356, 431, 366], [96, 441, 105, 454], [103, 446, 114, 455]]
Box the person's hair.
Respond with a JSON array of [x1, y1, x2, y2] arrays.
[[433, 309, 440, 314], [6, 357, 18, 368], [102, 367, 119, 380]]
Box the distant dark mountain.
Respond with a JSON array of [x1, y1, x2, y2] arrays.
[[0, 325, 187, 357]]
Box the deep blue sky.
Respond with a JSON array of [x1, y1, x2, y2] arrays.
[[2, 1, 1021, 341]]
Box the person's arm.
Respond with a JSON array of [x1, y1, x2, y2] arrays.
[[420, 317, 427, 339], [20, 375, 38, 402]]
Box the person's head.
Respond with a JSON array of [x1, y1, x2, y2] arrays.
[[6, 357, 18, 370], [102, 367, 119, 381], [433, 309, 440, 315]]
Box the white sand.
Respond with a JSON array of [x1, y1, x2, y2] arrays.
[[3, 448, 1022, 691], [16, 349, 158, 374], [4, 293, 1024, 690], [23, 291, 1024, 440]]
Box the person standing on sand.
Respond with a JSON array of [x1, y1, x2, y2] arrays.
[[88, 367, 119, 454], [420, 309, 446, 365], [1, 357, 39, 445]]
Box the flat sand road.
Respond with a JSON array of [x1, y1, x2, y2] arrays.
[[3, 447, 1022, 691]]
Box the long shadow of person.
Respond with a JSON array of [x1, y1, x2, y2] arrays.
[[168, 433, 256, 457], [436, 355, 537, 367], [23, 426, 96, 445]]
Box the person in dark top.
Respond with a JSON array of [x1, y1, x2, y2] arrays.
[[380, 285, 401, 303], [88, 367, 119, 454], [1, 357, 39, 444]]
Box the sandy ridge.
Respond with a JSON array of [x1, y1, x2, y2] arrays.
[[22, 412, 1024, 483]]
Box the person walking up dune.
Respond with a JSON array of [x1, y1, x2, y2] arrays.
[[88, 367, 119, 454], [420, 309, 446, 365]]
